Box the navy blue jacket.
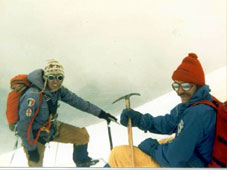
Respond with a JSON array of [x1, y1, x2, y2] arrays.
[[138, 85, 216, 167]]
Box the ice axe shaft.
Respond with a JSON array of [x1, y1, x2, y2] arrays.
[[128, 119, 134, 166], [113, 93, 140, 167], [107, 122, 113, 150], [125, 98, 134, 167]]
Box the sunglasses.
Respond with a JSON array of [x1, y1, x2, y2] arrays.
[[172, 82, 193, 91], [47, 75, 64, 81]]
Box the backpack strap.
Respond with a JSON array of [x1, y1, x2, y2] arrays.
[[26, 92, 43, 145], [191, 100, 218, 110]]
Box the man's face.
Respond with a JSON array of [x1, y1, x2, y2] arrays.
[[46, 74, 64, 92], [172, 80, 197, 103]]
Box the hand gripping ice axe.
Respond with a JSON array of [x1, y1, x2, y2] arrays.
[[113, 92, 141, 167]]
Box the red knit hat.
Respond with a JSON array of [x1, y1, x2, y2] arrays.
[[172, 53, 205, 86]]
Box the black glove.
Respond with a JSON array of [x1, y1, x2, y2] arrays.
[[98, 110, 117, 123], [28, 148, 40, 163], [120, 108, 143, 127]]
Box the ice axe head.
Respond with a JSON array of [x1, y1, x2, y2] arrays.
[[112, 93, 140, 109]]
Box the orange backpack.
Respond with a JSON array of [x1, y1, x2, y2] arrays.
[[193, 96, 227, 167], [6, 74, 51, 145]]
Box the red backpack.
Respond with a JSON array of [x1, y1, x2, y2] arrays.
[[193, 96, 227, 168], [6, 74, 31, 130], [6, 74, 51, 145]]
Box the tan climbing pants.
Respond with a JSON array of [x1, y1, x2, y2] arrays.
[[23, 121, 89, 167], [109, 136, 174, 167]]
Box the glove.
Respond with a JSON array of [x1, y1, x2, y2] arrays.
[[138, 138, 159, 156], [98, 110, 117, 123], [28, 148, 40, 163], [120, 109, 143, 127]]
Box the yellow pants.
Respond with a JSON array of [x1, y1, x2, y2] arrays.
[[109, 137, 174, 167], [23, 121, 89, 167]]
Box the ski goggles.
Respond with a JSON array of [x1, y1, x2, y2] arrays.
[[172, 82, 193, 91], [47, 75, 64, 81]]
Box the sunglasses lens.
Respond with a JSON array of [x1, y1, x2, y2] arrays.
[[172, 83, 179, 91], [181, 83, 191, 91], [172, 82, 192, 91], [48, 75, 55, 80], [47, 75, 64, 81], [57, 75, 64, 81]]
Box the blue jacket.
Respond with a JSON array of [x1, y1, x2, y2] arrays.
[[138, 85, 216, 167], [17, 69, 102, 151]]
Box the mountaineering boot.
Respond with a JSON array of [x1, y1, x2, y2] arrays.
[[73, 144, 99, 167], [75, 158, 99, 167]]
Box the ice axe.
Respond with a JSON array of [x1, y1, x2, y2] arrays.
[[107, 121, 113, 150], [105, 112, 120, 151], [106, 118, 120, 151], [112, 92, 141, 167]]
